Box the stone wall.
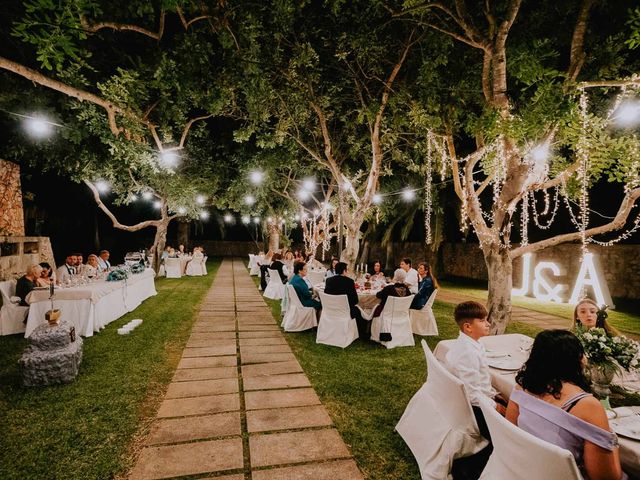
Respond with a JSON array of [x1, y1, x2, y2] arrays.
[[0, 236, 55, 280], [0, 159, 25, 236]]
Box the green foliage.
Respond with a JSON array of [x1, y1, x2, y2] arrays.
[[627, 7, 640, 49]]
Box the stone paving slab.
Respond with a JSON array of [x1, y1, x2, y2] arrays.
[[187, 339, 238, 348], [241, 353, 298, 364], [157, 393, 240, 418], [252, 459, 363, 480], [238, 330, 285, 339], [178, 356, 237, 369], [173, 366, 237, 382], [201, 475, 245, 480], [190, 331, 237, 340], [238, 324, 281, 331], [249, 429, 351, 467], [237, 317, 278, 325], [192, 324, 237, 332], [245, 388, 322, 410], [165, 378, 239, 398], [244, 373, 311, 391], [240, 344, 293, 355], [182, 345, 237, 357], [241, 360, 302, 377], [239, 337, 288, 346], [130, 437, 243, 479], [146, 412, 241, 445], [246, 405, 333, 433]]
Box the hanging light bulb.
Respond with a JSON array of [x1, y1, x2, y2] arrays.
[[267, 216, 273, 223], [253, 217, 260, 224], [302, 178, 315, 191], [294, 213, 300, 221], [402, 188, 416, 201], [244, 195, 255, 206], [200, 210, 210, 220], [612, 100, 640, 129], [24, 115, 54, 139], [177, 207, 187, 215], [129, 194, 138, 202], [241, 215, 250, 224], [372, 193, 382, 205], [142, 191, 153, 200], [153, 200, 162, 209], [249, 170, 264, 185], [298, 189, 311, 201], [196, 195, 206, 205], [95, 180, 110, 193], [159, 150, 180, 168], [224, 214, 233, 223]]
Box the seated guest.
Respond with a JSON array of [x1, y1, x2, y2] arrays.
[[260, 250, 274, 290], [37, 262, 55, 286], [16, 264, 43, 306], [161, 246, 170, 261], [97, 250, 111, 270], [445, 301, 506, 440], [371, 281, 410, 318], [269, 253, 288, 283], [56, 254, 77, 284], [324, 262, 368, 338], [75, 253, 86, 276], [325, 258, 339, 279], [178, 244, 186, 256], [507, 330, 623, 480], [400, 257, 419, 294], [410, 262, 439, 310], [572, 298, 620, 337], [85, 254, 100, 277], [370, 260, 385, 282], [168, 247, 177, 258], [289, 261, 321, 309], [283, 251, 295, 278]]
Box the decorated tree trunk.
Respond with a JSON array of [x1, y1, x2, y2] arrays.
[[152, 219, 169, 272], [267, 222, 281, 252], [484, 246, 514, 335]]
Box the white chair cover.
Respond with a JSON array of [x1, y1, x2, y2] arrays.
[[316, 292, 359, 348], [306, 270, 325, 287], [263, 268, 285, 300], [410, 289, 439, 336], [185, 253, 206, 276], [164, 258, 182, 279], [477, 398, 582, 480], [0, 280, 28, 335], [249, 254, 260, 276], [283, 285, 317, 332], [396, 340, 488, 479], [370, 295, 415, 349], [203, 256, 208, 274]]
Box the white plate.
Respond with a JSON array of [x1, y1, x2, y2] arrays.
[[610, 416, 640, 441], [488, 358, 523, 371], [486, 351, 510, 359]]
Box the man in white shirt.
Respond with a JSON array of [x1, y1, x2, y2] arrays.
[[400, 258, 419, 294], [56, 254, 77, 284], [445, 301, 506, 442], [97, 250, 111, 271]]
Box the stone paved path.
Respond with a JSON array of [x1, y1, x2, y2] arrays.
[[130, 259, 363, 480]]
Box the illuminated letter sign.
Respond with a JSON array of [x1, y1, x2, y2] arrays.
[[569, 253, 613, 307], [512, 253, 532, 296], [532, 262, 565, 303]]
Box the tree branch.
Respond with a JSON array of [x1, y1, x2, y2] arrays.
[[512, 187, 640, 257], [84, 180, 163, 231], [579, 77, 640, 89], [567, 0, 595, 82], [80, 11, 166, 41], [179, 114, 213, 148]]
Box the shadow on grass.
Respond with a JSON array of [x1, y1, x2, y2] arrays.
[[0, 260, 220, 480]]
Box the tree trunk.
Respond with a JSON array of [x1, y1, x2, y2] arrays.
[[177, 220, 190, 249], [152, 219, 169, 272], [358, 240, 370, 265], [340, 225, 361, 272], [267, 222, 281, 252], [484, 246, 513, 334], [385, 241, 394, 271], [93, 212, 101, 253]]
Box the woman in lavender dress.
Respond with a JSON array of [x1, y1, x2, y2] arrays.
[[506, 330, 623, 480]]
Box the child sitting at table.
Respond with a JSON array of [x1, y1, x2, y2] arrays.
[[445, 301, 507, 438]]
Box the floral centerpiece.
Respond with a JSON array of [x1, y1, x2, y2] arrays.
[[106, 268, 129, 282], [130, 262, 145, 274], [576, 326, 640, 397]]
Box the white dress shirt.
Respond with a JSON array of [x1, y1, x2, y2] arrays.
[[97, 258, 111, 271], [405, 268, 419, 294], [56, 263, 76, 284], [445, 331, 497, 408]]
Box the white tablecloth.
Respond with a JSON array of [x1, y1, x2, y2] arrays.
[[25, 269, 157, 338], [434, 333, 640, 477]]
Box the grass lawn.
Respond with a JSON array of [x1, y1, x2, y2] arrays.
[[440, 279, 640, 337], [254, 275, 542, 480], [0, 260, 219, 480]]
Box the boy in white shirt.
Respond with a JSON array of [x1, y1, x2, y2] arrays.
[[399, 257, 419, 293], [445, 301, 506, 440]]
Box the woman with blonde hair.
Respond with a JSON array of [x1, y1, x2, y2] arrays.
[[572, 298, 620, 337]]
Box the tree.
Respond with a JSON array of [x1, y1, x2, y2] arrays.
[[402, 0, 640, 332], [230, 0, 441, 270], [1, 0, 235, 267]]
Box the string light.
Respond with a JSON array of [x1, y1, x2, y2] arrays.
[[424, 134, 433, 244], [24, 115, 55, 139], [520, 192, 529, 246], [402, 188, 416, 202], [244, 195, 255, 206], [95, 180, 110, 193], [142, 191, 153, 200], [153, 200, 162, 209], [129, 194, 138, 202], [242, 215, 250, 224], [372, 193, 382, 205], [249, 170, 265, 185], [177, 207, 186, 215], [200, 210, 209, 220], [196, 195, 206, 205], [224, 213, 233, 223], [159, 151, 180, 168]]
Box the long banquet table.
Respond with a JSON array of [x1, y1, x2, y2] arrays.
[[25, 268, 157, 338], [434, 333, 640, 477]]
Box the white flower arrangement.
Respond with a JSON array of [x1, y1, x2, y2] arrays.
[[576, 326, 640, 373]]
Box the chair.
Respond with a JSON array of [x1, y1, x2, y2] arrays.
[[185, 255, 206, 276], [396, 340, 488, 479], [0, 280, 28, 336], [306, 270, 326, 286], [410, 289, 439, 336], [203, 256, 208, 274], [477, 398, 582, 480], [316, 292, 359, 348], [282, 285, 317, 332], [263, 268, 285, 300], [164, 258, 182, 278], [250, 255, 263, 276], [370, 295, 415, 349]]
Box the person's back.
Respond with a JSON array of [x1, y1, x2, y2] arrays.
[[324, 274, 357, 308], [506, 330, 623, 480]]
